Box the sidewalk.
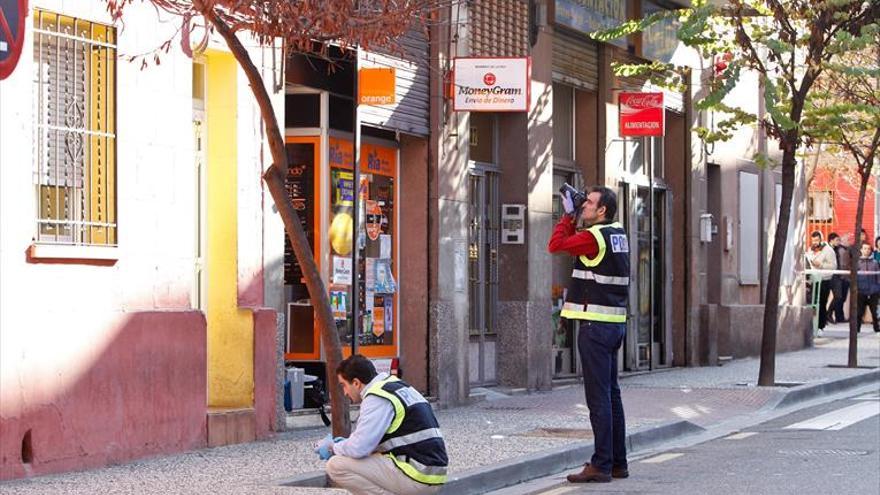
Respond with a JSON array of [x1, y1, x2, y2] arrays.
[[2, 325, 877, 495]]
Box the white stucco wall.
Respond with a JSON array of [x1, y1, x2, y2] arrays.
[[0, 0, 274, 416]]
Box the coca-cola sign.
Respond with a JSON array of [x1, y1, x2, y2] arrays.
[[619, 92, 665, 137]]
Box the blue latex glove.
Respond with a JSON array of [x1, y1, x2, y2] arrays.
[[313, 434, 346, 460], [561, 191, 575, 215]]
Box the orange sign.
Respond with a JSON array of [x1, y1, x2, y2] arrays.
[[331, 138, 396, 178], [362, 143, 395, 177], [359, 68, 396, 106]]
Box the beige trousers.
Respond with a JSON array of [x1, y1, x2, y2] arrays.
[[326, 454, 442, 495]]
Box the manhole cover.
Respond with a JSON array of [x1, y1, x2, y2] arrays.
[[518, 428, 593, 439], [778, 449, 871, 457]]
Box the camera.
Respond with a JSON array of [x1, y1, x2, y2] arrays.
[[559, 183, 586, 211]]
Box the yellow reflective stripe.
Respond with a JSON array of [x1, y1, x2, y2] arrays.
[[579, 223, 624, 268], [561, 305, 627, 323], [365, 377, 405, 434], [387, 454, 448, 485], [584, 312, 627, 323], [579, 224, 610, 267]]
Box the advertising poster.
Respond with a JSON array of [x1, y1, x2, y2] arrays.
[[373, 305, 385, 337], [384, 297, 393, 336], [330, 290, 348, 320], [380, 234, 392, 259], [333, 256, 353, 285], [374, 258, 394, 294]]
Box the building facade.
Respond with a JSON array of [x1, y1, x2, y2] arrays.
[[0, 1, 279, 479], [1, 0, 819, 480]]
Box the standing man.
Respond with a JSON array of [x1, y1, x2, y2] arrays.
[[807, 231, 837, 331], [317, 354, 447, 494], [828, 233, 851, 324], [855, 242, 880, 333], [548, 186, 629, 483]]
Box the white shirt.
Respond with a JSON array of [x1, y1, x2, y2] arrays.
[[332, 373, 395, 459]]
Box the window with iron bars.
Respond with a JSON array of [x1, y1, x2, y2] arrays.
[[32, 10, 116, 246]]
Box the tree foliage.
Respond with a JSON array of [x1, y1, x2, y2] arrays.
[[804, 42, 880, 367]]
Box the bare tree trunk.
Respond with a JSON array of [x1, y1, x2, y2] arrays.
[[758, 149, 797, 386], [848, 157, 875, 368], [202, 7, 350, 436]]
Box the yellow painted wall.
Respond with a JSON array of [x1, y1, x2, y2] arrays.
[[206, 51, 254, 408]]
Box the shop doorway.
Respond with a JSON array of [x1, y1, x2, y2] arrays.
[[618, 134, 673, 371], [468, 168, 500, 386], [551, 170, 583, 378], [620, 181, 671, 370]]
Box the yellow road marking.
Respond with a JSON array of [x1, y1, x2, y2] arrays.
[[641, 453, 684, 464], [725, 432, 758, 440]]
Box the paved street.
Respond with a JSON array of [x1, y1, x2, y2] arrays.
[[0, 327, 876, 494], [497, 390, 880, 495]]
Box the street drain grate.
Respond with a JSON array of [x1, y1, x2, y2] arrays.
[[778, 449, 871, 457], [518, 428, 594, 439]]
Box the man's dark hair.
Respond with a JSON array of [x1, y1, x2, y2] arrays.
[[811, 231, 823, 240], [588, 186, 617, 221], [336, 354, 378, 384], [828, 232, 839, 242]]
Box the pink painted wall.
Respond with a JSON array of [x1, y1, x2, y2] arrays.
[[0, 312, 207, 480], [253, 308, 278, 438]]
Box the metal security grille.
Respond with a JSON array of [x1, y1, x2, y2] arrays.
[[32, 10, 116, 246]]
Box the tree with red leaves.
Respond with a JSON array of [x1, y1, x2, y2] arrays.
[[104, 0, 450, 436]]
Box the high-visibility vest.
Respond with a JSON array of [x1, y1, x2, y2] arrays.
[[560, 222, 630, 323], [365, 376, 448, 485]]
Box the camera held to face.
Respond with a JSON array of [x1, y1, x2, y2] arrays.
[[559, 183, 586, 212]]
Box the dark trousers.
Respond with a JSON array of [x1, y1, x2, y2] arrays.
[[829, 276, 850, 323], [577, 321, 627, 474], [817, 280, 832, 330], [856, 293, 880, 332]]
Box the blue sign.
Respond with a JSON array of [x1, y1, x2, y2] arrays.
[[555, 0, 628, 48], [642, 0, 679, 63]]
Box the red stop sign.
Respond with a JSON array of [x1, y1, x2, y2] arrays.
[[0, 0, 28, 80]]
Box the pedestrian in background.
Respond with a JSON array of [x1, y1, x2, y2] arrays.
[[317, 354, 447, 494], [549, 185, 630, 483], [873, 236, 880, 264], [828, 233, 851, 324], [807, 231, 837, 331], [855, 242, 880, 333]]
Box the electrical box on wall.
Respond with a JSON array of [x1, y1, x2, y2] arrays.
[[700, 213, 715, 243], [501, 204, 526, 244]]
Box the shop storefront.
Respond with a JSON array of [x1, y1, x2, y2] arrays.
[[280, 35, 429, 402]]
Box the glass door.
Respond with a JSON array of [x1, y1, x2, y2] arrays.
[[623, 184, 668, 370]]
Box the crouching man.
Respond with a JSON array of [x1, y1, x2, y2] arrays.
[[318, 354, 447, 495]]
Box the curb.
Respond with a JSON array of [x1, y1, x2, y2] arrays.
[[440, 420, 703, 495], [774, 369, 880, 410], [277, 420, 704, 493]]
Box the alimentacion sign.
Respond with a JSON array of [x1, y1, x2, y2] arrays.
[[618, 92, 665, 137], [453, 57, 530, 112]]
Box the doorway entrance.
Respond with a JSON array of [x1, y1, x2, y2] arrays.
[[468, 169, 500, 385]]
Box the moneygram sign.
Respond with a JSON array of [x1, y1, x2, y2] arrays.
[[453, 58, 530, 112], [618, 92, 665, 137]]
